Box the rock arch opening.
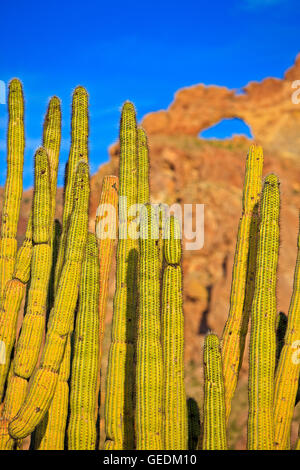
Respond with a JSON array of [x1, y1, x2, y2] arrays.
[[199, 118, 253, 140]]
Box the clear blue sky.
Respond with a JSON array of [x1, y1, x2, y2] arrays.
[[0, 0, 299, 188]]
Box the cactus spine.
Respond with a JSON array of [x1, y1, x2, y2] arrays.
[[0, 96, 61, 400], [13, 148, 51, 377], [247, 174, 280, 450], [0, 79, 25, 303], [202, 333, 227, 450], [273, 214, 300, 449], [162, 215, 187, 450], [221, 145, 263, 422], [9, 161, 90, 440], [68, 233, 99, 449], [36, 87, 89, 449], [104, 102, 138, 450], [135, 204, 162, 449]]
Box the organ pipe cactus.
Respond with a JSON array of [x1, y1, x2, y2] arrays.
[[221, 145, 263, 422], [0, 217, 32, 401], [94, 175, 118, 434], [162, 215, 187, 450], [0, 95, 61, 400], [54, 86, 88, 291], [0, 79, 25, 303], [273, 214, 300, 449], [135, 204, 162, 450], [104, 102, 138, 450], [0, 148, 51, 450], [202, 333, 227, 450], [68, 233, 99, 450], [38, 87, 89, 449], [9, 161, 90, 440], [13, 148, 51, 377], [247, 174, 280, 450]]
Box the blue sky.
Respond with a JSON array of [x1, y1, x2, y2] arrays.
[[0, 0, 299, 188]]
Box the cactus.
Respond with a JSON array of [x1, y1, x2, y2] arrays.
[[34, 327, 70, 450], [202, 333, 227, 450], [67, 233, 99, 449], [42, 96, 61, 224], [0, 217, 32, 401], [104, 102, 138, 450], [0, 96, 61, 400], [0, 147, 51, 450], [36, 88, 88, 449], [247, 174, 280, 450], [13, 148, 51, 377], [273, 215, 300, 449], [9, 161, 90, 440], [0, 371, 27, 450], [135, 204, 162, 450], [0, 79, 25, 303], [187, 398, 201, 451], [54, 86, 88, 292], [161, 215, 187, 450], [94, 175, 118, 433], [221, 145, 263, 422], [137, 128, 149, 205]]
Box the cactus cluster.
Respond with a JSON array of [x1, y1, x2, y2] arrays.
[[1, 80, 300, 450]]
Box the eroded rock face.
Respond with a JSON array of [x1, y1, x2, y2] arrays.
[[142, 54, 300, 158]]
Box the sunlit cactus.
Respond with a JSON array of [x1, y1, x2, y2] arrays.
[[202, 333, 227, 450], [221, 145, 263, 423], [104, 102, 138, 450], [0, 79, 25, 303], [247, 174, 280, 450], [9, 161, 90, 440], [162, 215, 187, 450]]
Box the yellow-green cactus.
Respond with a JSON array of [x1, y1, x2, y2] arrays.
[[0, 372, 27, 450], [0, 95, 61, 400], [94, 175, 118, 433], [202, 333, 227, 450], [34, 329, 70, 450], [247, 174, 280, 450], [137, 128, 149, 205], [273, 214, 300, 450], [13, 148, 51, 378], [221, 145, 263, 423], [37, 90, 87, 449], [162, 215, 187, 450], [42, 96, 61, 224], [54, 86, 88, 293], [0, 217, 32, 401], [0, 148, 51, 451], [135, 204, 162, 450], [0, 79, 25, 303], [104, 102, 138, 450], [68, 233, 99, 449], [9, 161, 90, 440]]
